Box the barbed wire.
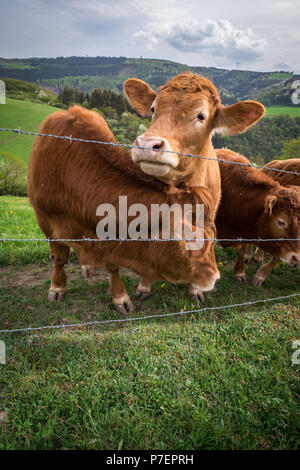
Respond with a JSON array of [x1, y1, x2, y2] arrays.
[[0, 293, 299, 334], [1, 128, 300, 337], [1, 127, 300, 177], [1, 237, 300, 243], [0, 128, 298, 245]]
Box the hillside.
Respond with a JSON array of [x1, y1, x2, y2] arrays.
[[0, 98, 60, 163], [2, 77, 59, 105], [0, 56, 299, 106]]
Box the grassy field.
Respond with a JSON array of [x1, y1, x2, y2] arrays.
[[266, 106, 300, 117], [0, 98, 59, 163], [0, 195, 299, 450]]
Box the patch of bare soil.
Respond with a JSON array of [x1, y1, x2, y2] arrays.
[[0, 263, 139, 288]]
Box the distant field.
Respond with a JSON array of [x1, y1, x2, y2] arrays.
[[0, 98, 59, 163], [268, 73, 293, 80], [266, 106, 300, 117]]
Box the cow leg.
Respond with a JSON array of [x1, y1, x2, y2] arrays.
[[243, 243, 253, 264], [74, 247, 95, 279], [254, 247, 265, 264], [189, 284, 205, 304], [136, 277, 153, 301], [106, 263, 135, 315], [81, 258, 95, 280], [234, 246, 247, 284], [252, 256, 280, 286], [48, 242, 70, 301]]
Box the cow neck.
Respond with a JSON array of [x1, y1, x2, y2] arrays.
[[98, 142, 165, 192], [181, 140, 216, 188]]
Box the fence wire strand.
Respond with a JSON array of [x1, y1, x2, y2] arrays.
[[0, 293, 299, 334], [1, 130, 300, 243], [0, 126, 300, 336], [1, 127, 300, 177], [2, 237, 300, 243]]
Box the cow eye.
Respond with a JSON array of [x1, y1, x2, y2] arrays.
[[197, 113, 205, 121], [151, 107, 155, 113], [277, 218, 286, 228]]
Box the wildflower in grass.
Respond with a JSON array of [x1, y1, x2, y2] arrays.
[[161, 283, 166, 288]]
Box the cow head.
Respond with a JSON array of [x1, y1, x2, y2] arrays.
[[124, 72, 265, 184], [258, 187, 300, 266]]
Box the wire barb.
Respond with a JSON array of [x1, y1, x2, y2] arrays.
[[2, 237, 300, 242], [0, 293, 299, 334], [1, 127, 300, 176]]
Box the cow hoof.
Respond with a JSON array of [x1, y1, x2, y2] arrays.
[[236, 275, 247, 285], [81, 265, 94, 279], [252, 276, 263, 287], [48, 289, 66, 302], [114, 299, 135, 315], [136, 289, 152, 302], [191, 292, 205, 305]]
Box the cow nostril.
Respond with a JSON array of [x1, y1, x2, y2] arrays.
[[152, 141, 163, 150]]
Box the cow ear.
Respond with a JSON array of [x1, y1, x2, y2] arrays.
[[124, 78, 157, 117], [215, 100, 265, 135], [264, 194, 277, 215]]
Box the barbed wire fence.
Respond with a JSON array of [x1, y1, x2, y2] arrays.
[[0, 127, 300, 335], [1, 127, 300, 176]]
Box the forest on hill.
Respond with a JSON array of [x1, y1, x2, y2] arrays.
[[1, 56, 299, 106]]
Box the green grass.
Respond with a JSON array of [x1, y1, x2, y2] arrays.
[[0, 195, 300, 450], [266, 106, 300, 117], [0, 98, 59, 164], [0, 196, 48, 264], [268, 73, 293, 80]]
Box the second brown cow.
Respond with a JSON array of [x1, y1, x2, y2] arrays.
[[215, 149, 300, 286]]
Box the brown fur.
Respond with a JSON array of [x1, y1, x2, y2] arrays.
[[123, 72, 264, 297], [262, 159, 300, 186], [251, 158, 300, 285], [124, 71, 264, 213], [215, 148, 300, 283], [28, 106, 219, 309]]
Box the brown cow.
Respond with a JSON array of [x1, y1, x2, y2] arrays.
[[215, 149, 300, 286], [123, 72, 265, 296], [252, 158, 300, 280], [28, 105, 220, 313]]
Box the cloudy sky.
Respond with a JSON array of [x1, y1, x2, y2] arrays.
[[1, 0, 299, 72]]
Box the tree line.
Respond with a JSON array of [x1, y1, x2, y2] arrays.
[[60, 86, 129, 117]]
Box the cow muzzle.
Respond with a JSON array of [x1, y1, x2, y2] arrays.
[[132, 135, 179, 177], [280, 251, 300, 267]]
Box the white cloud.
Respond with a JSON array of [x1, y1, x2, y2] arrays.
[[133, 18, 267, 62]]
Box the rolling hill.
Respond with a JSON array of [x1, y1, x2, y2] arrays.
[[0, 56, 299, 106], [0, 98, 60, 163]]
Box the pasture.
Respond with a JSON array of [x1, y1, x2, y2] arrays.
[[0, 195, 299, 449], [266, 106, 300, 117], [0, 98, 59, 163]]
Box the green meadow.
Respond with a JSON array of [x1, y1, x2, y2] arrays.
[[0, 195, 299, 450], [266, 106, 300, 117], [0, 98, 59, 163]]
